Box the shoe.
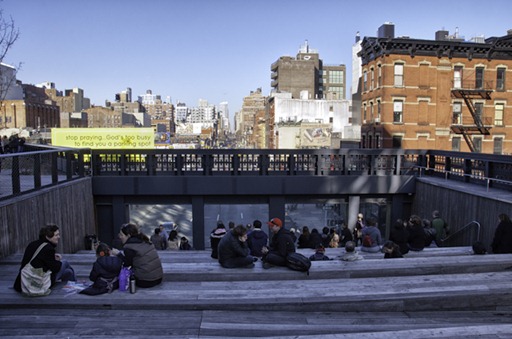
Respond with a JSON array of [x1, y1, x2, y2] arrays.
[[262, 261, 272, 269]]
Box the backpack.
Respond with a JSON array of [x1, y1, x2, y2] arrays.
[[362, 234, 373, 247], [286, 252, 311, 275]]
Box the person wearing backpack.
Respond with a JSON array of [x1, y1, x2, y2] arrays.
[[360, 217, 382, 253], [261, 217, 295, 269]]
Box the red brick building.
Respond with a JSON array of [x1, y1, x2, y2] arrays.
[[359, 28, 512, 154]]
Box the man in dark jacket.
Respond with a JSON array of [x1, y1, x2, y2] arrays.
[[247, 219, 268, 257], [217, 225, 255, 268], [14, 224, 75, 293], [261, 217, 296, 269]]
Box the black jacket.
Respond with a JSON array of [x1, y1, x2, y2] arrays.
[[268, 228, 295, 258], [247, 229, 268, 257], [218, 230, 251, 264], [492, 220, 512, 253], [13, 239, 62, 293], [81, 255, 123, 295]]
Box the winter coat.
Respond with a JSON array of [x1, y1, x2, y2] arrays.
[[80, 255, 123, 295], [247, 229, 268, 257], [360, 226, 382, 252], [13, 239, 62, 293], [210, 227, 227, 259], [268, 228, 295, 259], [390, 225, 409, 255], [150, 234, 167, 250], [217, 230, 251, 265], [407, 223, 426, 251], [121, 237, 163, 285], [491, 220, 512, 253]]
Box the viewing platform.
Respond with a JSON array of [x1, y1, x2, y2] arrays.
[[1, 247, 512, 338]]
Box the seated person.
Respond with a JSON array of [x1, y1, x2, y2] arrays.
[[360, 217, 382, 253], [340, 241, 363, 261], [309, 245, 330, 261], [382, 241, 403, 259], [261, 218, 296, 269], [218, 224, 255, 268], [80, 243, 123, 295]]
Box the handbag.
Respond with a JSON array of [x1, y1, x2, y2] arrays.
[[118, 266, 132, 292], [20, 243, 52, 297]]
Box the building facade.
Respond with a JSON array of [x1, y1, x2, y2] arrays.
[[359, 24, 512, 154], [271, 41, 346, 100]]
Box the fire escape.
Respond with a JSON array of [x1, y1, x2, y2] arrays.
[[450, 77, 493, 152]]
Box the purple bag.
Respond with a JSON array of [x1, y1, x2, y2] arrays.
[[118, 267, 131, 292]]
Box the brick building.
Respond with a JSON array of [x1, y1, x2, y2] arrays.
[[359, 25, 512, 154]]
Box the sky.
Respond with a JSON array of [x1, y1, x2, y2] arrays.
[[2, 0, 512, 123]]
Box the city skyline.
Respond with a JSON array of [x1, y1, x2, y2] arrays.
[[3, 0, 511, 119]]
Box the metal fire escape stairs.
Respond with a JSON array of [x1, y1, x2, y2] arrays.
[[450, 86, 493, 152]]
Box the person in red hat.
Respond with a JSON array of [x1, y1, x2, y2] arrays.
[[261, 217, 295, 269]]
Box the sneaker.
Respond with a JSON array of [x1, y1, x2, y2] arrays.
[[262, 261, 272, 269]]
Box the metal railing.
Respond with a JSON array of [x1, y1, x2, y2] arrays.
[[440, 220, 481, 246], [0, 146, 90, 201]]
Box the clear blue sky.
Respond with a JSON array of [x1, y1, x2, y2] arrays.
[[3, 0, 512, 118]]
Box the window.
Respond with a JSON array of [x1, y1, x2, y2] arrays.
[[377, 100, 381, 120], [361, 135, 366, 148], [454, 66, 463, 88], [377, 64, 382, 87], [392, 136, 402, 148], [453, 102, 462, 124], [452, 137, 461, 152], [363, 71, 368, 91], [494, 137, 503, 155], [370, 67, 374, 90], [497, 68, 506, 91], [475, 102, 483, 123], [394, 63, 404, 87], [393, 100, 403, 123], [495, 103, 504, 126], [363, 103, 367, 122], [473, 137, 482, 153], [375, 134, 380, 148], [475, 67, 484, 89], [370, 102, 374, 120]]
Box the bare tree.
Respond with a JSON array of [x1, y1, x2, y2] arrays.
[[0, 8, 20, 127]]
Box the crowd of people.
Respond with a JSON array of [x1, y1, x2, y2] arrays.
[[13, 210, 512, 297]]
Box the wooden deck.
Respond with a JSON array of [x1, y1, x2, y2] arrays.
[[1, 247, 512, 338]]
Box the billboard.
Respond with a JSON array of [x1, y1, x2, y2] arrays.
[[51, 128, 155, 149], [300, 124, 331, 148]]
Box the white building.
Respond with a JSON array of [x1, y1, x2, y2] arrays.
[[0, 63, 23, 100]]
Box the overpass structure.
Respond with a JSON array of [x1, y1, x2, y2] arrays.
[[1, 147, 512, 255]]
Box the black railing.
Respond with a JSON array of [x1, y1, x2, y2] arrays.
[[0, 146, 90, 201], [89, 148, 424, 177], [2, 146, 512, 201]]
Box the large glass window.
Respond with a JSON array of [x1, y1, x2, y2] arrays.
[[495, 103, 504, 126], [473, 137, 482, 153], [393, 100, 403, 123], [497, 68, 506, 91], [328, 70, 344, 84], [394, 63, 404, 87]]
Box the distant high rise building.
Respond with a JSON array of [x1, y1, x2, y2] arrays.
[[270, 41, 346, 100], [218, 101, 229, 130]]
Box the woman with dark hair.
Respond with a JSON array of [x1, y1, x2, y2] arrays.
[[113, 223, 163, 288], [491, 213, 512, 254], [167, 230, 179, 250], [297, 226, 311, 249], [389, 219, 409, 255], [13, 224, 76, 294], [382, 241, 403, 258], [407, 215, 426, 252]]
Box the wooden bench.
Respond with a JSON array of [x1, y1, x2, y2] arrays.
[[1, 247, 512, 338]]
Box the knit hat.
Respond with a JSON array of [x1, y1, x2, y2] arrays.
[[268, 218, 283, 228]]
